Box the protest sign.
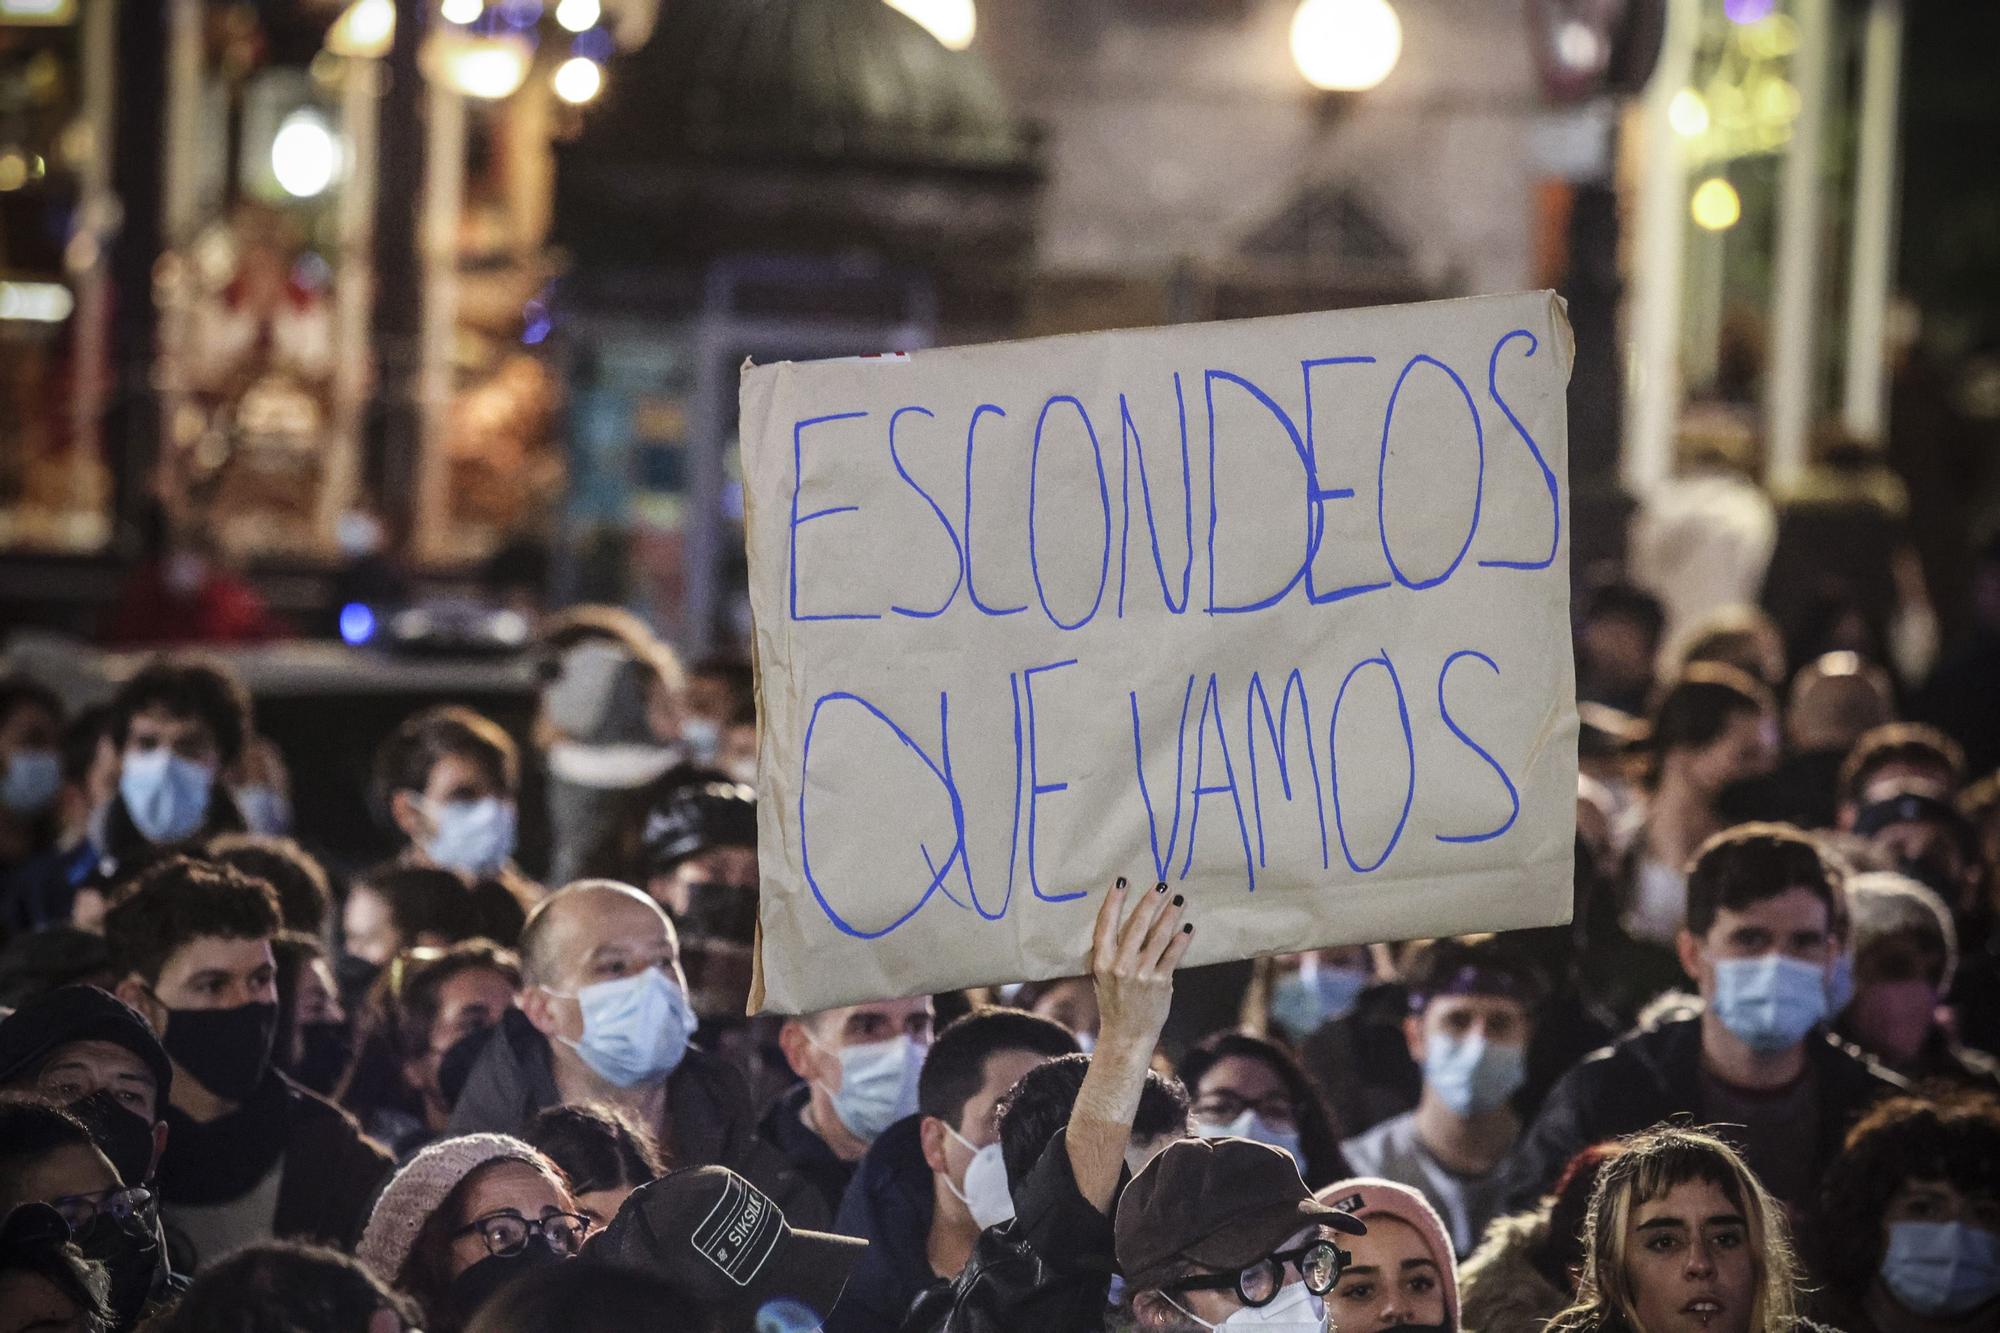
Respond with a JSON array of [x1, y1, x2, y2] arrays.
[[741, 291, 1577, 1014]]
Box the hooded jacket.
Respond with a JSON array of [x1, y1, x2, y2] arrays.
[[1457, 1208, 1568, 1333], [900, 1128, 1116, 1333], [445, 1008, 830, 1229], [826, 1114, 939, 1333], [758, 1081, 858, 1224], [1496, 1016, 1904, 1214]]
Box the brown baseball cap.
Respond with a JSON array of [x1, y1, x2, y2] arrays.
[[1115, 1137, 1366, 1290]]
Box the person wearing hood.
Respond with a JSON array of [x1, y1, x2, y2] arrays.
[[1340, 937, 1545, 1257], [104, 856, 390, 1266], [0, 987, 183, 1331], [1835, 872, 2000, 1090], [826, 1006, 1078, 1333], [1457, 1142, 1622, 1333], [443, 880, 821, 1226], [534, 607, 686, 888], [374, 706, 524, 882], [358, 1133, 587, 1333], [763, 996, 935, 1222]]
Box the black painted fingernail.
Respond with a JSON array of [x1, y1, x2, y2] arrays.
[[1155, 882, 1168, 893], [1182, 923, 1194, 934], [1115, 877, 1127, 890], [1172, 894, 1184, 907]]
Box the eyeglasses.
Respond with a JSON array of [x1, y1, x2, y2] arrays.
[[1192, 1090, 1299, 1128], [1168, 1240, 1349, 1306], [48, 1185, 154, 1233], [451, 1210, 592, 1259]]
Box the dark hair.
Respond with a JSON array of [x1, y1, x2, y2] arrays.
[[917, 1007, 1079, 1132], [204, 833, 333, 935], [464, 1258, 719, 1333], [1578, 582, 1665, 641], [1649, 663, 1772, 757], [391, 941, 523, 1057], [1175, 1032, 1348, 1190], [354, 866, 490, 950], [103, 856, 281, 985], [994, 1053, 1188, 1193], [0, 1095, 101, 1206], [1403, 935, 1548, 1011], [374, 705, 519, 809], [58, 704, 113, 787], [1539, 1142, 1626, 1295], [1684, 823, 1840, 937], [151, 1240, 420, 1333], [1818, 1091, 2000, 1300], [108, 658, 253, 767], [0, 1200, 111, 1333], [524, 1103, 666, 1197], [336, 940, 521, 1120], [0, 675, 61, 735], [689, 655, 754, 715], [1839, 723, 1968, 805]]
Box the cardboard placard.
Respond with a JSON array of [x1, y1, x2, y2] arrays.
[[741, 292, 1577, 1014]]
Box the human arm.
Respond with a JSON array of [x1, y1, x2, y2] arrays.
[[1066, 879, 1193, 1215]]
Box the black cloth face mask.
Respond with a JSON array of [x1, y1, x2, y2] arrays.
[[446, 1234, 567, 1326], [67, 1090, 158, 1188], [74, 1200, 169, 1330], [158, 1000, 277, 1103], [287, 1020, 354, 1097]]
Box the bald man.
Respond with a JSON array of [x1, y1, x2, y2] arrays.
[[447, 880, 828, 1226]]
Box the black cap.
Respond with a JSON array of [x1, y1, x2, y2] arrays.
[[590, 1165, 864, 1324], [641, 774, 756, 872], [1114, 1137, 1365, 1291], [0, 984, 171, 1106]]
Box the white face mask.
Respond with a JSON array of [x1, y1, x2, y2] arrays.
[[423, 796, 517, 875], [1167, 1280, 1327, 1331], [942, 1123, 1014, 1229], [1194, 1110, 1304, 1173]]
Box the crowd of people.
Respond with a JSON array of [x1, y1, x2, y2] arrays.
[[0, 543, 1998, 1333]]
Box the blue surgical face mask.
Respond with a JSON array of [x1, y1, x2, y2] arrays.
[[1, 749, 61, 816], [1881, 1221, 2000, 1317], [817, 1033, 925, 1143], [1424, 1031, 1527, 1116], [232, 783, 292, 836], [1271, 961, 1370, 1037], [1827, 951, 1856, 1018], [424, 797, 516, 875], [1195, 1111, 1304, 1173], [119, 750, 214, 844], [546, 966, 694, 1088], [679, 716, 721, 764], [1710, 953, 1829, 1052]]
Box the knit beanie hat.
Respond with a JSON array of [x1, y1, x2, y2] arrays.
[[1317, 1177, 1461, 1329], [358, 1133, 546, 1286]]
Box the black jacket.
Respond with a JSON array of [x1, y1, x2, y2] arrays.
[[446, 1008, 831, 1229], [901, 1129, 1116, 1333], [827, 1115, 937, 1333], [758, 1082, 857, 1224], [1496, 1017, 1905, 1213]]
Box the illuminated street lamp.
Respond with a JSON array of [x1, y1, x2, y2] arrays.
[[271, 107, 341, 198], [1691, 176, 1741, 231], [883, 0, 975, 52], [1291, 0, 1402, 92], [552, 54, 602, 105]]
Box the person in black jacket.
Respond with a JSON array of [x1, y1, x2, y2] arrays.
[[445, 879, 825, 1229], [903, 877, 1197, 1333], [1498, 824, 1904, 1215], [105, 856, 392, 1269]]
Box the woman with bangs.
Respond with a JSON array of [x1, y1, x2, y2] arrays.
[[1547, 1125, 1831, 1333]]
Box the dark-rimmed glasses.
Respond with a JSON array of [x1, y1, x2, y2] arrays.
[[48, 1185, 154, 1233], [450, 1209, 592, 1259], [1167, 1240, 1348, 1306]]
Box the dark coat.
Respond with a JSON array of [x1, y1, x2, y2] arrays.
[[825, 1115, 938, 1333], [274, 1077, 394, 1245], [446, 1007, 831, 1230], [900, 1129, 1116, 1333], [758, 1081, 857, 1224], [1496, 1017, 1905, 1214]]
